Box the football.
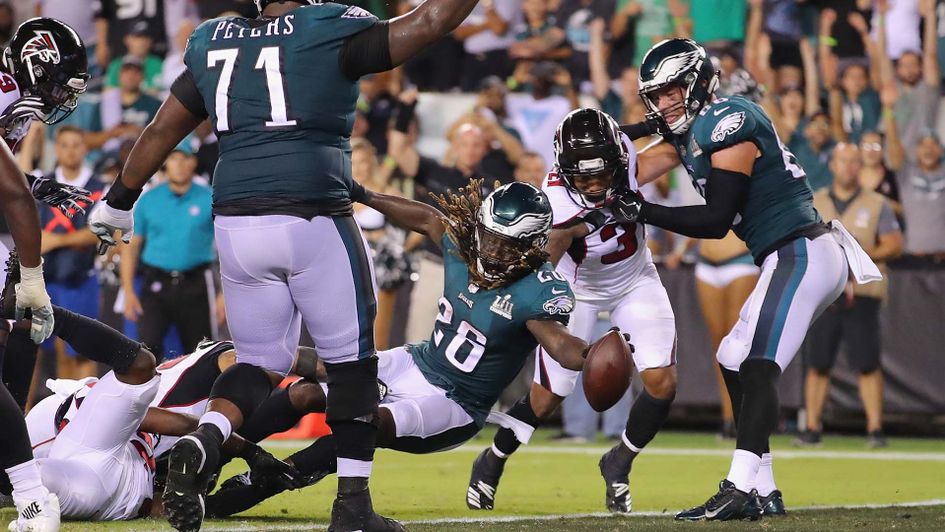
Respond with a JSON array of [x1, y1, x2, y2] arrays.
[[582, 329, 633, 412]]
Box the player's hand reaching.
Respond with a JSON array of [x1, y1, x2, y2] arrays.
[[14, 261, 54, 344], [89, 202, 135, 254], [0, 95, 47, 135], [245, 445, 305, 492], [30, 175, 93, 217], [611, 191, 644, 224]]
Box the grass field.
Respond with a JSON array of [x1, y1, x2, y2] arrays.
[[5, 429, 944, 531]]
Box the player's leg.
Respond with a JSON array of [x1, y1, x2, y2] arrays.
[[599, 271, 677, 513], [467, 299, 599, 510], [286, 216, 401, 531], [797, 298, 842, 446]]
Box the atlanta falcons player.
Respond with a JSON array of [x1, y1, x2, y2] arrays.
[[468, 108, 677, 514], [0, 17, 93, 532]]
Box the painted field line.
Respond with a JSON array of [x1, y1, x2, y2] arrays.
[[264, 440, 945, 462], [201, 499, 945, 531]]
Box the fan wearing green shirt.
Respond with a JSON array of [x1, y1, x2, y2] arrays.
[[105, 21, 163, 93]]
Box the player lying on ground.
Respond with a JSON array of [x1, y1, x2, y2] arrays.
[[609, 38, 880, 521], [467, 108, 678, 515], [203, 181, 633, 517]]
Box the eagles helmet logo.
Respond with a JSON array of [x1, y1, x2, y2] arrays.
[[711, 111, 746, 143], [650, 50, 700, 85]]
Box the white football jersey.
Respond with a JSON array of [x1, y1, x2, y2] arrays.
[[0, 71, 31, 152], [543, 134, 654, 301]]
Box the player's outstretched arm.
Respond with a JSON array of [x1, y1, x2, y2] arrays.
[[386, 0, 482, 66], [527, 319, 586, 371], [354, 187, 446, 247]]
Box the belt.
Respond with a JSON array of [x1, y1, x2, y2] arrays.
[[755, 223, 831, 265], [140, 262, 211, 283]]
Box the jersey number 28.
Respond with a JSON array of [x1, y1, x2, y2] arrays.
[[207, 47, 297, 132], [433, 297, 488, 373]]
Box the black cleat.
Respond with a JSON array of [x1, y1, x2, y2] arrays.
[[793, 430, 822, 447], [598, 445, 632, 513], [206, 467, 329, 518], [757, 489, 786, 516], [466, 448, 505, 510], [328, 482, 404, 532], [675, 479, 761, 521], [162, 431, 221, 532]]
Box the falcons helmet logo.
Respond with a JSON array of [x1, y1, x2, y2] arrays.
[[20, 30, 60, 84]]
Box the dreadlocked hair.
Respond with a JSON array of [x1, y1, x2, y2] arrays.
[[431, 179, 549, 290]]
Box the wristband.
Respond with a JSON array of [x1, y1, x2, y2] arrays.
[[383, 155, 398, 169], [820, 35, 837, 47], [104, 176, 142, 211]]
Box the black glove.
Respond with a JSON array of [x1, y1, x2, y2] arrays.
[[611, 192, 644, 224], [29, 175, 93, 217], [580, 209, 607, 233], [608, 326, 636, 354], [0, 95, 46, 134], [245, 444, 304, 492]]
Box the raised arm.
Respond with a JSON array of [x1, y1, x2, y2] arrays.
[[589, 18, 611, 101], [881, 83, 904, 170], [357, 189, 446, 247], [526, 318, 586, 371], [847, 11, 882, 90], [387, 0, 483, 67], [920, 0, 940, 86]]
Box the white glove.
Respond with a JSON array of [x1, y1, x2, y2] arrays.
[[0, 95, 46, 134], [88, 202, 134, 254], [15, 262, 54, 344]]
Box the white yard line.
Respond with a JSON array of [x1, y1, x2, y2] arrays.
[[263, 440, 945, 462], [200, 499, 945, 531]]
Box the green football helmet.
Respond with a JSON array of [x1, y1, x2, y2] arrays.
[[476, 182, 553, 282], [638, 38, 719, 135], [254, 0, 318, 15]]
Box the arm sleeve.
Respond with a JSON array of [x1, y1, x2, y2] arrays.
[[338, 22, 393, 81], [640, 168, 750, 239], [170, 70, 209, 120], [876, 200, 901, 235]]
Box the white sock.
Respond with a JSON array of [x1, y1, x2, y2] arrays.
[[198, 411, 232, 441], [621, 433, 643, 454], [5, 460, 49, 502], [337, 458, 373, 478], [753, 453, 777, 497], [726, 449, 761, 493]]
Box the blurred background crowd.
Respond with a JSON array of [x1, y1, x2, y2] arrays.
[[2, 0, 944, 441]]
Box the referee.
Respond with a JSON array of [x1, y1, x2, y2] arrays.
[[120, 142, 218, 360], [798, 143, 903, 448]]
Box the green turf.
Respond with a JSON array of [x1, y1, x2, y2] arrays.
[[4, 430, 943, 530]]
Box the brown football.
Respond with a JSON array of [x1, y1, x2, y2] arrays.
[[582, 329, 633, 412]]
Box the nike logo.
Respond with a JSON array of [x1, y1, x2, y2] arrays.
[[551, 288, 567, 294], [713, 106, 731, 116], [704, 499, 733, 519]]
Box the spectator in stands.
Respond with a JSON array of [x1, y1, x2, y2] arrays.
[[38, 126, 106, 379], [875, 0, 922, 61], [475, 76, 522, 140], [689, 0, 746, 51], [449, 105, 525, 180], [86, 56, 162, 151], [514, 151, 546, 187], [357, 71, 399, 155], [161, 19, 197, 95], [799, 142, 903, 449], [555, 0, 613, 88], [589, 18, 642, 123], [197, 0, 257, 19], [858, 130, 902, 218], [821, 11, 882, 144], [509, 0, 568, 64], [611, 0, 687, 68], [760, 0, 804, 73], [100, 0, 169, 58], [790, 110, 835, 191], [506, 61, 577, 170], [455, 0, 520, 91], [120, 143, 218, 360], [106, 21, 164, 92], [877, 0, 939, 152]]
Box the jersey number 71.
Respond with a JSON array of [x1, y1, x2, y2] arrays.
[[207, 47, 297, 132]]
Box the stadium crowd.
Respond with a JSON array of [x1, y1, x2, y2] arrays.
[[3, 0, 944, 444]]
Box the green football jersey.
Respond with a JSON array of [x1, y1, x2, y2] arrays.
[[410, 236, 575, 426], [183, 4, 377, 208], [672, 96, 821, 260]]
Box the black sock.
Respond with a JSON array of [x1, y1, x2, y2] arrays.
[[720, 364, 743, 426], [619, 390, 673, 461], [52, 306, 141, 372], [209, 363, 274, 425], [492, 393, 542, 457], [2, 332, 35, 410], [290, 436, 338, 476], [238, 387, 304, 443], [736, 359, 782, 456], [0, 383, 33, 470]]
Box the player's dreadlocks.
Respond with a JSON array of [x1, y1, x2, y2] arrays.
[[431, 179, 549, 290]]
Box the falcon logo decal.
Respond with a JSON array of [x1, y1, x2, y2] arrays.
[[21, 30, 60, 66], [711, 111, 746, 143]]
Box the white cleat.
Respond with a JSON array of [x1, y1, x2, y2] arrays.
[[7, 493, 60, 532]]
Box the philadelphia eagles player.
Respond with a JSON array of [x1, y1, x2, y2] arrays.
[[202, 181, 626, 518], [87, 1, 489, 530], [611, 39, 879, 521]]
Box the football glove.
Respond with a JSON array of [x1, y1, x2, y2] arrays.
[[0, 95, 47, 134], [30, 175, 93, 217], [611, 192, 644, 224], [88, 202, 134, 255], [15, 261, 54, 344]]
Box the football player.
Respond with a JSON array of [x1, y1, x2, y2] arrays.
[[612, 39, 879, 520], [87, 1, 495, 530], [0, 17, 91, 532], [204, 182, 628, 517], [466, 109, 677, 514]]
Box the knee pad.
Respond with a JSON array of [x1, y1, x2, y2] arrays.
[[209, 363, 273, 420], [324, 357, 379, 424]]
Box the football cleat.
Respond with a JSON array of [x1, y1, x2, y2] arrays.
[[598, 445, 632, 513], [163, 431, 221, 532], [466, 448, 505, 510], [675, 479, 761, 521], [757, 489, 786, 516], [328, 481, 404, 532], [206, 467, 329, 518], [7, 492, 60, 532]]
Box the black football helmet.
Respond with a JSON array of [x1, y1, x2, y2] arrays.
[[3, 18, 88, 125], [553, 108, 629, 207], [476, 182, 553, 283], [254, 0, 318, 14], [638, 38, 719, 136]]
